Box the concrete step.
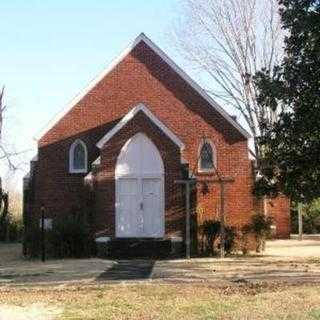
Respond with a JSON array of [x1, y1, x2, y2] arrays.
[[108, 238, 173, 259], [290, 234, 320, 240]]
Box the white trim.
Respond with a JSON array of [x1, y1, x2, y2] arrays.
[[115, 133, 165, 238], [170, 236, 183, 242], [23, 172, 31, 190], [34, 35, 146, 141], [34, 33, 250, 141], [69, 139, 88, 173], [95, 237, 111, 243], [92, 156, 101, 166], [138, 34, 251, 139], [96, 103, 185, 150], [23, 172, 31, 180], [84, 171, 93, 181], [198, 139, 217, 173], [181, 157, 188, 164]]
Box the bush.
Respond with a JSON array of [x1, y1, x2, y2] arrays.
[[200, 220, 237, 255], [224, 226, 237, 254], [46, 211, 95, 258], [0, 213, 23, 242], [8, 215, 23, 242], [24, 210, 95, 259], [239, 224, 251, 255], [200, 220, 220, 255], [243, 213, 273, 253], [24, 221, 41, 258]]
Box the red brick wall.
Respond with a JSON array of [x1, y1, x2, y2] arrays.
[[195, 140, 254, 230], [30, 41, 259, 239], [266, 196, 291, 238], [31, 122, 117, 219]]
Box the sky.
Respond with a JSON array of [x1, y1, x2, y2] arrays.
[[1, 0, 251, 194], [0, 0, 184, 191]]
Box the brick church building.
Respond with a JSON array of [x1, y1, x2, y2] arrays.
[[24, 34, 290, 256]]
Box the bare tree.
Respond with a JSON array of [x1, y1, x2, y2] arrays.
[[0, 86, 20, 171], [172, 0, 283, 158], [6, 178, 22, 218], [0, 87, 25, 241]]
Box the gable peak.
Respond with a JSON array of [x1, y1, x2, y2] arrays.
[[129, 32, 156, 51], [35, 33, 250, 141]]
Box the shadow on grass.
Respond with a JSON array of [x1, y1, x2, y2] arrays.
[[96, 260, 155, 281]]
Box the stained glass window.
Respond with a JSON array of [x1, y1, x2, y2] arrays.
[[200, 142, 214, 170]]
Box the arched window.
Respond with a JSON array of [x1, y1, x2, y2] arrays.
[[198, 140, 216, 172], [69, 139, 88, 173]]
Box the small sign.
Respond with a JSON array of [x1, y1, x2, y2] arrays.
[[39, 218, 53, 230]]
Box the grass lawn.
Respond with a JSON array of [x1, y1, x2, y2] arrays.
[[1, 283, 320, 320], [1, 241, 320, 319]]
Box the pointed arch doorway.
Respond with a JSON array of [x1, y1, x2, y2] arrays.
[[115, 133, 165, 238]]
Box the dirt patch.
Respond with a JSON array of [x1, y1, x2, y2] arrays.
[[0, 240, 319, 319], [0, 303, 63, 320], [1, 283, 320, 320], [265, 239, 320, 258], [0, 240, 319, 287]]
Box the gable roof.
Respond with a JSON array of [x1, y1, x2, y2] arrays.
[[34, 33, 251, 141], [96, 103, 185, 149]]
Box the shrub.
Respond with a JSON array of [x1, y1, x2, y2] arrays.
[[46, 211, 95, 258], [239, 224, 251, 255], [8, 215, 23, 242], [0, 213, 23, 242], [200, 220, 220, 255], [0, 187, 23, 242], [24, 221, 41, 258], [243, 213, 273, 252], [224, 226, 237, 254], [0, 192, 9, 241], [200, 220, 237, 255], [24, 210, 95, 259]]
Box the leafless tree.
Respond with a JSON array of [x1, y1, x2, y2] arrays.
[[0, 86, 20, 171], [6, 179, 22, 218], [172, 0, 284, 158]]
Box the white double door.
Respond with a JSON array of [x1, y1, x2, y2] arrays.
[[116, 177, 164, 238]]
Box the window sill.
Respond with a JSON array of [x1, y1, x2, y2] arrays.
[[69, 170, 87, 174], [197, 169, 215, 175]]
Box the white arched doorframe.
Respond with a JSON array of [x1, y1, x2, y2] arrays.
[[115, 133, 165, 238]]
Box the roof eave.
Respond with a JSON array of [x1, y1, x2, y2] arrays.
[[34, 33, 251, 142]]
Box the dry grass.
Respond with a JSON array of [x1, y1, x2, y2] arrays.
[[1, 241, 320, 319], [1, 283, 320, 320], [1, 242, 320, 286]]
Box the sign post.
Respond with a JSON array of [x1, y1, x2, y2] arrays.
[[175, 178, 196, 259], [40, 205, 46, 262]]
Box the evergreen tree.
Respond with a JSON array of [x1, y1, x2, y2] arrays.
[[254, 0, 320, 203]]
